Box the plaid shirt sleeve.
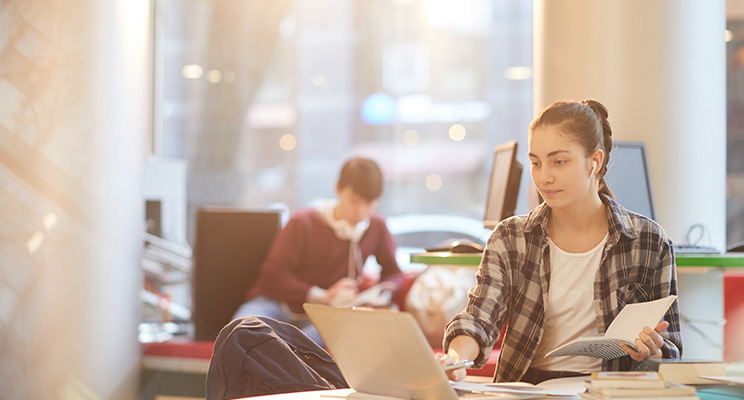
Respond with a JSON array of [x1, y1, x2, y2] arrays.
[[443, 210, 547, 376], [441, 227, 512, 367]]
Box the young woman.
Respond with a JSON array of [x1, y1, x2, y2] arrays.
[[440, 99, 682, 384]]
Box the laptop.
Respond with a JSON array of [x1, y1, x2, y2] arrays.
[[303, 304, 492, 399]]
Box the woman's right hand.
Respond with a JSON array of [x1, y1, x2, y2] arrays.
[[439, 335, 480, 381], [437, 353, 467, 382]]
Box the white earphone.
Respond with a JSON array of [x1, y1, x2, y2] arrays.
[[591, 161, 598, 176]]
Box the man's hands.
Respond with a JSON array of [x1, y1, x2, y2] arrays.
[[324, 277, 359, 306], [620, 320, 669, 362]]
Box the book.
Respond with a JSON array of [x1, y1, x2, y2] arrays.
[[451, 376, 588, 397], [588, 371, 667, 389], [585, 380, 697, 398], [333, 282, 397, 308], [546, 295, 677, 359], [636, 359, 728, 385]]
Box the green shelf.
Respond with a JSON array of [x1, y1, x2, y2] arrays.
[[409, 252, 481, 266], [675, 253, 744, 268], [410, 252, 744, 268]]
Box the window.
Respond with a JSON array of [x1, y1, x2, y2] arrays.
[[152, 0, 533, 243]]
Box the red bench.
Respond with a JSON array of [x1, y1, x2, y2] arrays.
[[143, 271, 503, 384]]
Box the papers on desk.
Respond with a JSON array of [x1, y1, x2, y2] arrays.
[[317, 377, 587, 400], [451, 375, 588, 398]]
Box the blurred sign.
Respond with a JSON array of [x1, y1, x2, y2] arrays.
[[361, 92, 396, 125], [397, 95, 490, 124], [245, 102, 297, 129]]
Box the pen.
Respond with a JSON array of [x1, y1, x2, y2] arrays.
[[444, 360, 474, 371]]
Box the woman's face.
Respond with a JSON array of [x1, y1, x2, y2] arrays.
[[528, 125, 600, 211]]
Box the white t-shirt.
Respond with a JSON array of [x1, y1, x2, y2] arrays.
[[530, 233, 608, 372]]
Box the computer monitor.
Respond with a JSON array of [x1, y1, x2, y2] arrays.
[[604, 141, 657, 221], [483, 141, 522, 229]]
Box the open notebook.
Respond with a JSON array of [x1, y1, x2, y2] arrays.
[[303, 304, 586, 399], [546, 295, 678, 360]]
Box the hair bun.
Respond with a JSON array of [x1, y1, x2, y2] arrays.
[[582, 99, 609, 120]]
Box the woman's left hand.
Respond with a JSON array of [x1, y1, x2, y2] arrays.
[[619, 320, 669, 362]]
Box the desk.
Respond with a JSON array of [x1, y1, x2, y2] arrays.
[[235, 365, 744, 400], [411, 251, 744, 269], [237, 385, 744, 400], [410, 252, 744, 360]]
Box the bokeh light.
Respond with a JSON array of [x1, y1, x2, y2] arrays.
[[361, 92, 396, 125], [402, 129, 419, 146], [425, 174, 442, 191], [448, 124, 466, 142], [279, 134, 297, 151], [181, 64, 203, 79], [206, 70, 222, 83]]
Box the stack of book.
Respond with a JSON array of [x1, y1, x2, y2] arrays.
[[582, 371, 699, 400], [635, 359, 728, 385]]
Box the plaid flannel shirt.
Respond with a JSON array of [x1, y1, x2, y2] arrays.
[[443, 195, 682, 382]]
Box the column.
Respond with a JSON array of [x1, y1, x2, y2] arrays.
[[534, 0, 726, 359]]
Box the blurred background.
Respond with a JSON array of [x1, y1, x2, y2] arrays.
[[152, 0, 532, 244], [2, 0, 744, 399]]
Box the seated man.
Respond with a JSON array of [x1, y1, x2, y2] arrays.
[[232, 157, 404, 345]]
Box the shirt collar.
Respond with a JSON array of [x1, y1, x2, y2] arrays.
[[523, 194, 639, 243], [603, 194, 639, 242]]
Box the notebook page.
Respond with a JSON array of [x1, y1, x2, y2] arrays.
[[604, 295, 677, 342]]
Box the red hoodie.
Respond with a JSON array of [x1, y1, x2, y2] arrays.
[[245, 209, 403, 312]]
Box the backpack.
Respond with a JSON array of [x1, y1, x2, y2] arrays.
[[206, 316, 348, 399]]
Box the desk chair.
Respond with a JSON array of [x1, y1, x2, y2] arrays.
[[192, 207, 283, 341]]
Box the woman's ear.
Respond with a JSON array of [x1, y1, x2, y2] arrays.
[[592, 149, 605, 175]]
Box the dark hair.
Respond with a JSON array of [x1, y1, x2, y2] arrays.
[[338, 157, 384, 201], [528, 99, 615, 199]]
